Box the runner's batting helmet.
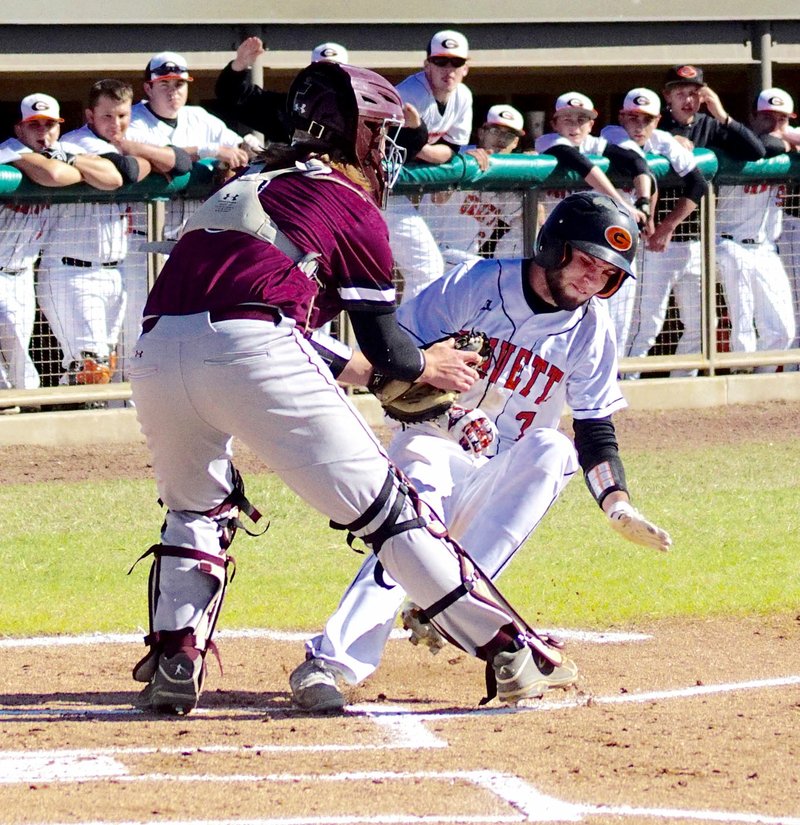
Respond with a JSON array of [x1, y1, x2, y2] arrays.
[[534, 192, 638, 298], [288, 62, 406, 206]]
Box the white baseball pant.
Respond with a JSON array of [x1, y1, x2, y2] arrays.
[[716, 238, 796, 364], [627, 240, 703, 377], [0, 263, 40, 389], [129, 313, 530, 657], [307, 425, 579, 684], [385, 197, 445, 303], [37, 260, 126, 370]]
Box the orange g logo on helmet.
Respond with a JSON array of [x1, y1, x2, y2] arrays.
[[605, 225, 633, 251]]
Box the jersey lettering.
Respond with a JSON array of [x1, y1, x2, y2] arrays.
[[515, 410, 538, 440]]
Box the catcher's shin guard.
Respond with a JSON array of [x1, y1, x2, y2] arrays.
[[130, 544, 234, 683]]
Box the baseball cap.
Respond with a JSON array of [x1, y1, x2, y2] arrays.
[[664, 65, 705, 87], [484, 104, 525, 135], [145, 51, 193, 82], [554, 92, 598, 118], [311, 42, 349, 64], [19, 93, 63, 123], [427, 30, 469, 60], [756, 87, 797, 118], [621, 88, 661, 117]]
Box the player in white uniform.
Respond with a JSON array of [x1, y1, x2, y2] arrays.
[[716, 89, 798, 367], [290, 193, 672, 711], [120, 53, 248, 381], [750, 89, 800, 367], [419, 104, 526, 267], [387, 30, 473, 301], [601, 89, 707, 376], [38, 81, 152, 388], [536, 92, 652, 355]]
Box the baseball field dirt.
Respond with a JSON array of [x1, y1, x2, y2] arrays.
[[0, 402, 798, 825]]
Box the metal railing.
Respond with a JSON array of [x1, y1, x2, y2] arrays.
[[0, 149, 798, 411]]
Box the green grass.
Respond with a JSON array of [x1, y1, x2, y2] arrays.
[[0, 440, 797, 637]]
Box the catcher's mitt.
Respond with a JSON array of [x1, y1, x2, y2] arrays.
[[370, 330, 491, 424]]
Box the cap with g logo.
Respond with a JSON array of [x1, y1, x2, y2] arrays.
[[427, 29, 469, 60], [756, 87, 797, 119], [484, 104, 525, 135], [621, 88, 661, 117], [311, 42, 349, 64], [554, 92, 598, 118], [664, 65, 705, 87], [19, 93, 64, 124]]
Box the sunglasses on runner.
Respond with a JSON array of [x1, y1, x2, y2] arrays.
[[428, 56, 467, 69]]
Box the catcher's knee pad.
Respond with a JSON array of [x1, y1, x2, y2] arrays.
[[331, 466, 426, 554], [130, 543, 234, 683]]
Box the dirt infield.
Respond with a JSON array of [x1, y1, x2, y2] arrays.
[[1, 403, 799, 824]]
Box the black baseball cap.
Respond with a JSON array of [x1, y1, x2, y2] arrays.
[[664, 65, 705, 87]]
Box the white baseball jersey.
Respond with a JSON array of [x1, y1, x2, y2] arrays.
[[0, 138, 49, 270], [418, 188, 524, 264], [717, 183, 785, 244], [396, 72, 472, 147], [126, 101, 242, 157], [397, 257, 627, 452], [42, 126, 129, 264], [600, 125, 697, 178], [127, 101, 243, 235]]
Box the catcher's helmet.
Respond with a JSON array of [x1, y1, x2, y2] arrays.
[[534, 192, 638, 298], [287, 62, 406, 206]]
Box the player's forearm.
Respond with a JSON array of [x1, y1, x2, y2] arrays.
[[415, 143, 455, 164], [12, 154, 82, 187], [118, 140, 181, 174], [73, 155, 124, 190]]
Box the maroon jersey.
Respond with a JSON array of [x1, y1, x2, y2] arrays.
[[144, 166, 397, 329]]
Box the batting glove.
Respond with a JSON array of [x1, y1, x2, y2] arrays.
[[606, 500, 672, 552], [440, 405, 497, 456]]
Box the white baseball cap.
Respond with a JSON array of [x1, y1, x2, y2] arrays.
[[146, 51, 193, 82], [554, 92, 598, 118], [427, 30, 469, 60], [756, 87, 797, 118], [621, 87, 661, 117], [484, 104, 525, 135], [19, 93, 63, 124], [311, 42, 349, 64]]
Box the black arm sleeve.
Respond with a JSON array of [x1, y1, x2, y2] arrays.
[[398, 122, 429, 160], [100, 152, 140, 185], [213, 62, 290, 142], [604, 143, 651, 179], [169, 146, 193, 176], [573, 416, 629, 506], [760, 133, 789, 158], [715, 119, 767, 161], [349, 309, 425, 381], [681, 167, 708, 204], [542, 143, 595, 178]]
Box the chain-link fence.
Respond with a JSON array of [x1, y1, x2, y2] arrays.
[[0, 150, 798, 412]]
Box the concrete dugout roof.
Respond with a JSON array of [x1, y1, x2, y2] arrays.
[[1, 1, 799, 25]]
